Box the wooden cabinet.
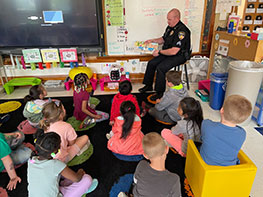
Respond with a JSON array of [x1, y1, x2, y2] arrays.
[[207, 31, 263, 77]]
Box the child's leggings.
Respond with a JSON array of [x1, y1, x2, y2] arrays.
[[161, 129, 186, 157], [95, 110, 109, 122], [60, 174, 92, 197]]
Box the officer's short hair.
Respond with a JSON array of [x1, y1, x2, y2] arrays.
[[166, 71, 181, 86]]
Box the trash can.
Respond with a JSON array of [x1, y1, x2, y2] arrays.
[[225, 61, 263, 124], [209, 73, 228, 110]]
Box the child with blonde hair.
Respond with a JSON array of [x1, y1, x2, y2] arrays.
[[200, 95, 252, 166], [40, 101, 90, 163], [132, 132, 181, 197]]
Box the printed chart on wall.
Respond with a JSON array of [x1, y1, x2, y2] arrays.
[[105, 0, 205, 55]]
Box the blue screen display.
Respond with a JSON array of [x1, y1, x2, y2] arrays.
[[43, 11, 63, 23]]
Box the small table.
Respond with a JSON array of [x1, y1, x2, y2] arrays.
[[3, 77, 41, 95]]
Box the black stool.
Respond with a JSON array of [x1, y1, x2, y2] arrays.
[[174, 50, 192, 90]]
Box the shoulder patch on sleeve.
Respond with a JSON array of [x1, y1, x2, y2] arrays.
[[178, 31, 185, 40]]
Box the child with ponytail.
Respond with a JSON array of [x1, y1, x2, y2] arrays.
[[40, 101, 90, 163], [73, 73, 109, 128], [107, 101, 144, 156], [161, 97, 203, 157], [28, 130, 98, 197]]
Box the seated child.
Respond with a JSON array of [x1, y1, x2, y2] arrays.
[[149, 71, 188, 124], [0, 131, 32, 190], [107, 101, 144, 156], [132, 132, 181, 197], [23, 85, 48, 127], [28, 131, 98, 197], [162, 97, 203, 157], [110, 80, 140, 126], [73, 73, 109, 127], [200, 95, 252, 166], [40, 101, 90, 163]]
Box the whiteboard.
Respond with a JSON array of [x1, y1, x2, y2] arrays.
[[106, 0, 205, 55]]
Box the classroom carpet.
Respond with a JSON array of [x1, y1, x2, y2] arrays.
[[0, 93, 193, 197]]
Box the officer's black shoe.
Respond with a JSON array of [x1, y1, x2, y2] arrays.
[[139, 85, 153, 93], [150, 92, 163, 101]]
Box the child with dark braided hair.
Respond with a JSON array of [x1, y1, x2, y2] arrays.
[[73, 73, 109, 128], [27, 129, 98, 197]]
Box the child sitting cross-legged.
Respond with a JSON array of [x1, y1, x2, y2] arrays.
[[148, 70, 188, 124], [161, 97, 203, 157], [28, 130, 98, 197], [40, 101, 90, 163], [200, 95, 252, 166], [18, 85, 49, 133], [73, 73, 109, 128], [0, 131, 32, 190], [107, 101, 144, 157], [110, 80, 140, 126], [121, 132, 181, 197], [23, 84, 48, 128]]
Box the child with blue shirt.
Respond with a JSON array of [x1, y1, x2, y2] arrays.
[[200, 95, 252, 166]]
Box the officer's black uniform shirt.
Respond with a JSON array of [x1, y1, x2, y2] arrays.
[[162, 20, 191, 56]]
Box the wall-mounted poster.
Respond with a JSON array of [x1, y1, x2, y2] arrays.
[[22, 49, 42, 63], [59, 48, 78, 62], [40, 49, 60, 63]]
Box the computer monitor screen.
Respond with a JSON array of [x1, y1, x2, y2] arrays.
[[0, 0, 104, 53]]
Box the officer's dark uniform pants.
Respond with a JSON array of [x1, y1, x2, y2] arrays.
[[143, 54, 186, 92]]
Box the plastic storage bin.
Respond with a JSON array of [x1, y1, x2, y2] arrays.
[[209, 73, 228, 110], [252, 83, 263, 125], [225, 61, 263, 124]]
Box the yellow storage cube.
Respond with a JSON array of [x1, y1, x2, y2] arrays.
[[185, 140, 257, 197]]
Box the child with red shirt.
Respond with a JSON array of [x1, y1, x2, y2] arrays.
[[110, 80, 140, 126]]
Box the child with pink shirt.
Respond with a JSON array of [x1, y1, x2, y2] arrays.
[[40, 101, 90, 163]]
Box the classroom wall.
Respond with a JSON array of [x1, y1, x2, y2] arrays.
[[1, 0, 237, 81]]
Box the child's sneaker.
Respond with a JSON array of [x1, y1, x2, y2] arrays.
[[86, 178, 98, 194], [140, 101, 151, 117], [79, 117, 95, 129], [106, 133, 111, 140], [118, 192, 128, 197]]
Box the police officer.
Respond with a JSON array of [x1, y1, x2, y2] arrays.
[[139, 8, 191, 101]]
